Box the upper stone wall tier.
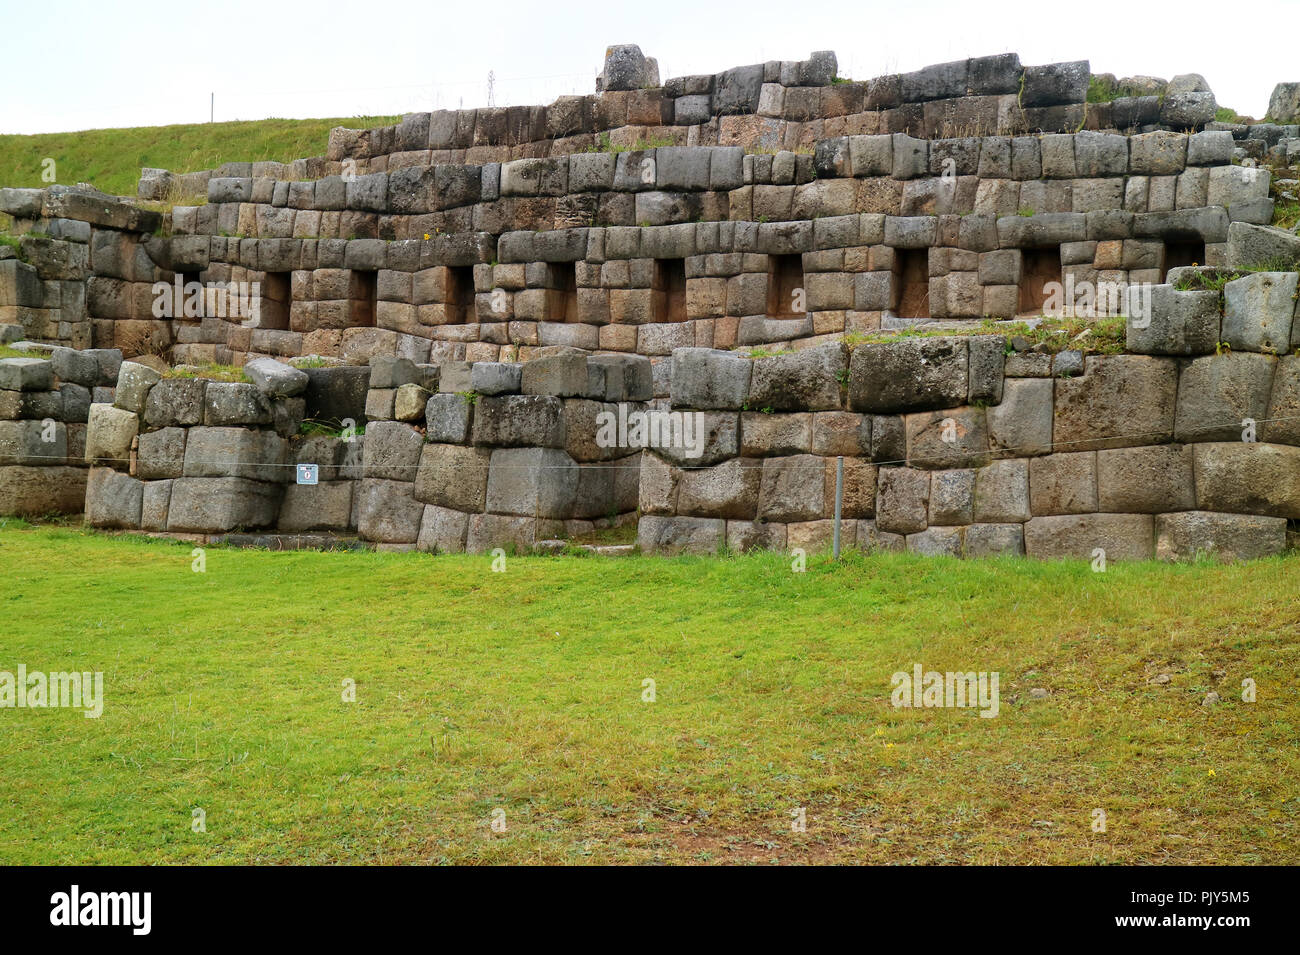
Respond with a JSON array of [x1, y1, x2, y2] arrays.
[[139, 51, 1239, 198], [315, 53, 1217, 166], [160, 130, 1257, 241]]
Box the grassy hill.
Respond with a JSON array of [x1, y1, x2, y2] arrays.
[[0, 115, 401, 198]]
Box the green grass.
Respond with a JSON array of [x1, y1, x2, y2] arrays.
[[1272, 200, 1300, 232], [844, 315, 1128, 355], [582, 132, 676, 155], [164, 362, 250, 383], [1086, 76, 1146, 104], [0, 115, 401, 198], [0, 523, 1296, 865]]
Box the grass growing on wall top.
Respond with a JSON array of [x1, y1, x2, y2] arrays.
[[0, 523, 1295, 865], [0, 115, 401, 199]]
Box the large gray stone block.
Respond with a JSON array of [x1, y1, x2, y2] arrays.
[[876, 466, 930, 534], [669, 348, 752, 410], [245, 356, 309, 398], [361, 420, 424, 480], [967, 336, 1005, 405], [1024, 513, 1154, 561], [1160, 91, 1216, 129], [1020, 61, 1088, 108], [183, 427, 290, 482], [1192, 442, 1300, 517], [1128, 131, 1187, 175], [986, 378, 1052, 457], [415, 442, 490, 511], [355, 477, 423, 543], [140, 479, 170, 531], [84, 466, 143, 529], [0, 419, 64, 466], [906, 526, 963, 557], [585, 354, 653, 402], [137, 426, 186, 479], [1155, 510, 1287, 562], [1127, 284, 1219, 356], [48, 347, 99, 388], [928, 468, 975, 525], [757, 454, 826, 521], [973, 458, 1030, 522], [747, 342, 846, 412], [1224, 221, 1300, 271], [1263, 355, 1300, 445], [1174, 353, 1275, 443], [143, 377, 206, 428], [292, 434, 348, 482], [471, 394, 565, 447], [485, 447, 578, 518], [520, 352, 588, 397], [676, 458, 761, 520], [417, 504, 470, 553], [652, 411, 739, 467], [1222, 271, 1297, 353], [278, 481, 354, 532], [368, 355, 422, 389], [0, 465, 86, 516], [904, 407, 990, 469], [84, 403, 137, 467], [0, 357, 53, 392], [1096, 445, 1196, 513], [848, 338, 968, 413], [465, 513, 538, 554], [1029, 451, 1097, 516], [1072, 131, 1127, 176], [964, 522, 1025, 558], [1266, 82, 1300, 124], [425, 392, 474, 443], [1207, 164, 1270, 208], [113, 361, 161, 414], [166, 477, 281, 532], [741, 412, 812, 456], [1053, 355, 1177, 451], [469, 361, 522, 396], [636, 514, 724, 555], [204, 382, 272, 426]]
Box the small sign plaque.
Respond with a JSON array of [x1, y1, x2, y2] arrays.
[[296, 464, 319, 486]]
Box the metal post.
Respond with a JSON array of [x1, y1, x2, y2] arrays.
[[210, 93, 214, 123], [833, 455, 844, 559]]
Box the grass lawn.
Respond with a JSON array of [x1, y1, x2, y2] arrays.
[[0, 521, 1296, 865], [0, 116, 399, 199]]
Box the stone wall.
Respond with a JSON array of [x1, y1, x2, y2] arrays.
[[78, 350, 648, 553], [53, 263, 1300, 561], [639, 268, 1300, 561], [9, 45, 1300, 561], [0, 344, 118, 516]]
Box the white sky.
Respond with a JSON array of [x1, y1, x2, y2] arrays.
[[2, 0, 1291, 135]]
